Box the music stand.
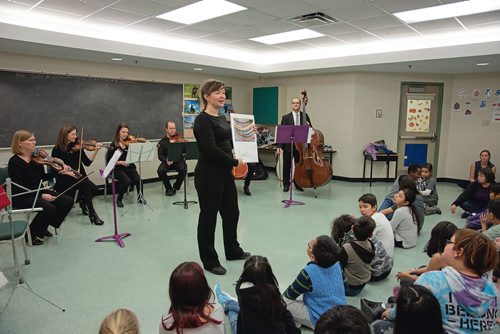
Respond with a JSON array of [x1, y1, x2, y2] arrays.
[[125, 142, 156, 215], [169, 141, 198, 209], [96, 150, 131, 248], [276, 125, 310, 208], [0, 178, 65, 313]]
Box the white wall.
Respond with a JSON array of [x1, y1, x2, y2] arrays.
[[1, 51, 498, 181]]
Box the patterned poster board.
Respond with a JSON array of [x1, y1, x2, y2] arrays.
[[406, 99, 431, 132]]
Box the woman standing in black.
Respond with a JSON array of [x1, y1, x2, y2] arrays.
[[8, 130, 74, 245], [106, 123, 144, 208], [194, 79, 250, 275], [52, 124, 104, 225]]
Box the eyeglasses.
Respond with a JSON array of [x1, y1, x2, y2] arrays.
[[445, 239, 455, 245]]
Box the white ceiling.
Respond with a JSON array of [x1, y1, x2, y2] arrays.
[[0, 0, 499, 78]]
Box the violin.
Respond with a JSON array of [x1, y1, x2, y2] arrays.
[[168, 133, 187, 143], [123, 135, 146, 146], [32, 149, 82, 178], [233, 163, 248, 180], [71, 138, 107, 152]]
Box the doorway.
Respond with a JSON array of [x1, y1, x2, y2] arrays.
[[397, 83, 444, 174]]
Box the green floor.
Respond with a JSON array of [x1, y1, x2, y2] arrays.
[[0, 176, 466, 334]]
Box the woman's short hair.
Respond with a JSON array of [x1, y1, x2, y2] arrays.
[[478, 167, 495, 183], [394, 285, 443, 334], [11, 130, 34, 154], [99, 308, 140, 334], [453, 229, 498, 275], [200, 79, 225, 110], [315, 305, 370, 334]]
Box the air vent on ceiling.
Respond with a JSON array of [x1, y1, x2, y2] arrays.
[[290, 12, 339, 27]]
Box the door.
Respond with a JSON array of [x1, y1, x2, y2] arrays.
[[397, 83, 443, 174]]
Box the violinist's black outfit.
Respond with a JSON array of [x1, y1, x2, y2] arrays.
[[8, 155, 73, 242], [106, 144, 143, 206], [279, 111, 312, 191], [52, 145, 103, 224], [193, 112, 247, 273], [157, 135, 187, 195]]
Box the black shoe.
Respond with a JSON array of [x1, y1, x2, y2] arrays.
[[461, 211, 471, 218], [360, 299, 387, 322], [79, 201, 89, 216], [174, 184, 182, 191], [243, 186, 251, 196], [227, 252, 251, 261], [116, 200, 124, 208], [137, 197, 147, 204], [205, 265, 227, 275], [26, 234, 44, 246], [294, 183, 304, 192], [166, 188, 176, 196], [89, 213, 104, 226], [283, 185, 289, 192], [45, 230, 53, 238]]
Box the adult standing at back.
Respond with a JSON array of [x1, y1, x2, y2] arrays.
[[276, 97, 312, 193], [193, 79, 250, 276]]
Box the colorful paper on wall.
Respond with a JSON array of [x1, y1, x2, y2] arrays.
[[457, 88, 467, 99], [493, 111, 500, 123], [184, 84, 200, 99], [406, 99, 431, 132]]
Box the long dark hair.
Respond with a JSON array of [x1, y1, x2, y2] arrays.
[[424, 221, 457, 257], [54, 124, 77, 151], [238, 255, 284, 321], [163, 262, 221, 333], [394, 285, 444, 334], [112, 122, 129, 147], [400, 189, 421, 234]]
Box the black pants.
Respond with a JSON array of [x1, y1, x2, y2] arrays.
[[195, 169, 243, 269], [13, 192, 73, 239], [243, 163, 257, 188], [55, 175, 99, 215], [282, 148, 299, 186], [157, 160, 187, 191], [113, 165, 142, 201]]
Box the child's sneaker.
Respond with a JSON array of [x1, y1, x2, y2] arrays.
[[214, 283, 236, 306]]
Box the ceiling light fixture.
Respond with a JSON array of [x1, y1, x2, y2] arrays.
[[250, 29, 324, 45], [111, 57, 123, 61], [193, 67, 203, 71], [476, 62, 490, 66], [394, 0, 500, 24], [157, 0, 246, 25]]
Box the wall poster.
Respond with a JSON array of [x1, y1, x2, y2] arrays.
[[406, 99, 431, 132]]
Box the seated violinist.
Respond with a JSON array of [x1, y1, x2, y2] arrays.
[[7, 130, 74, 245], [52, 124, 104, 225], [157, 121, 187, 196], [106, 123, 145, 208]]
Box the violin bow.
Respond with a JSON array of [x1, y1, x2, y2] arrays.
[[55, 171, 94, 199], [77, 125, 84, 173]]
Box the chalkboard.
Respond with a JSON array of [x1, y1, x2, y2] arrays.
[[0, 70, 183, 147]]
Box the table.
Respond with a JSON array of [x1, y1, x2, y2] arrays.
[[362, 153, 398, 186]]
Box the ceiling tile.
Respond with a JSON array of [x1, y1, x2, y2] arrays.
[[302, 0, 366, 11], [223, 8, 279, 25], [410, 18, 465, 34], [466, 21, 500, 30], [0, 1, 32, 11], [458, 10, 500, 27], [127, 17, 184, 33], [368, 25, 421, 39], [302, 36, 345, 47], [349, 14, 402, 30], [258, 0, 317, 19], [257, 19, 304, 34], [153, 0, 197, 7], [30, 6, 83, 20], [333, 31, 380, 43], [83, 7, 147, 25], [223, 26, 267, 39], [166, 26, 211, 39], [311, 22, 361, 36], [194, 33, 241, 44], [226, 39, 266, 49], [191, 18, 243, 33], [322, 3, 386, 21], [37, 0, 103, 17], [272, 40, 313, 50], [81, 0, 119, 5], [370, 0, 440, 13], [7, 0, 45, 5], [111, 0, 174, 17]]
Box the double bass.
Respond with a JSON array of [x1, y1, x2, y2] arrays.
[[294, 90, 332, 189]]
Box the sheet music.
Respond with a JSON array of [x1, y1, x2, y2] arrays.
[[101, 149, 122, 179]]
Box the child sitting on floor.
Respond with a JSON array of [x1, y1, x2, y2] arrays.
[[417, 163, 441, 215], [283, 235, 345, 330], [466, 183, 500, 230], [339, 216, 376, 296]]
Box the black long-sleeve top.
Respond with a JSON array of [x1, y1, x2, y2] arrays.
[[51, 145, 92, 177], [452, 181, 491, 207], [193, 112, 238, 174], [105, 143, 128, 164], [7, 155, 56, 202]]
